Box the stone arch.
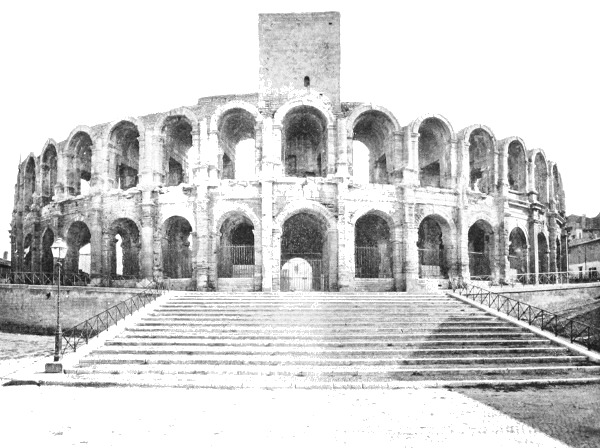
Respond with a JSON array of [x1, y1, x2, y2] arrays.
[[537, 232, 549, 276], [161, 215, 193, 279], [273, 97, 334, 128], [410, 114, 455, 188], [210, 101, 262, 133], [347, 107, 400, 184], [532, 149, 549, 205], [106, 119, 144, 190], [41, 227, 55, 274], [23, 233, 34, 272], [552, 164, 566, 212], [500, 137, 528, 192], [417, 213, 453, 278], [213, 203, 261, 234], [508, 226, 529, 275], [468, 219, 495, 278], [154, 107, 200, 135], [458, 125, 496, 194], [41, 141, 58, 205], [22, 156, 36, 210], [65, 129, 93, 196], [217, 212, 256, 279], [158, 114, 194, 186], [65, 220, 92, 275], [279, 105, 329, 178], [106, 218, 141, 278], [214, 106, 259, 180], [274, 200, 337, 233], [354, 212, 393, 279]]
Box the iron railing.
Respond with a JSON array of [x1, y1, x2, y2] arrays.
[[355, 246, 392, 278], [0, 271, 146, 288], [454, 282, 600, 351], [218, 245, 255, 278], [61, 280, 168, 354], [418, 248, 447, 278]]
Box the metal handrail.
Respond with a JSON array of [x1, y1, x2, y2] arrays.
[[0, 271, 144, 288], [61, 280, 168, 354], [454, 282, 600, 352]]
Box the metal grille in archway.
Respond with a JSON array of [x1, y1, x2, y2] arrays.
[[280, 212, 329, 292]]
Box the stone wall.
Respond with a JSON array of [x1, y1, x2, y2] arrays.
[[0, 285, 141, 334]]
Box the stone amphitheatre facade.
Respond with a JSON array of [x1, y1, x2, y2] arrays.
[[11, 12, 567, 292]]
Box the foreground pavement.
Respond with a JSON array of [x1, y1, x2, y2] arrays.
[[0, 385, 574, 447]]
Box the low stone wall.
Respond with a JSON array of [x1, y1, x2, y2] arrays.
[[489, 283, 600, 314], [354, 278, 394, 292], [0, 285, 143, 335]]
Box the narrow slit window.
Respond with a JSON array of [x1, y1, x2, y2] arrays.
[[304, 76, 310, 87]]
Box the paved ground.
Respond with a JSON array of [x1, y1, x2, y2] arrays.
[[2, 331, 599, 447], [0, 386, 574, 447]]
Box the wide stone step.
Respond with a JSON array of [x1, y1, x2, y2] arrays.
[[78, 353, 588, 366], [67, 363, 600, 377], [101, 342, 568, 355]]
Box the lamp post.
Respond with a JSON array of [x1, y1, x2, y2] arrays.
[[46, 237, 68, 372]]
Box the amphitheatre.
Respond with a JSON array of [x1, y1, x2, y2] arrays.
[[11, 11, 567, 293]]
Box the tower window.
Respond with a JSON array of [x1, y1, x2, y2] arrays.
[[304, 76, 310, 87]]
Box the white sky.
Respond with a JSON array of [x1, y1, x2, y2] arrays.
[[1, 0, 599, 258]]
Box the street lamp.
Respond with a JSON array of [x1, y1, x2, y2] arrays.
[[46, 237, 68, 372]]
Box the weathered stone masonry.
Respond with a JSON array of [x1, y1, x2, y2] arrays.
[[10, 12, 568, 292]]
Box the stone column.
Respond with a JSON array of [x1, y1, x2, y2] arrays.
[[335, 118, 349, 178], [326, 125, 336, 177], [89, 194, 103, 279], [392, 223, 403, 291], [549, 215, 558, 275], [403, 201, 419, 292], [327, 228, 339, 291], [530, 221, 539, 284], [336, 181, 351, 291], [272, 227, 281, 291], [272, 123, 283, 178], [140, 190, 155, 280]]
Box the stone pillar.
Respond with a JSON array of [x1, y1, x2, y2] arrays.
[[194, 186, 211, 291], [336, 181, 351, 291], [272, 227, 281, 291], [549, 215, 558, 275], [392, 224, 402, 291], [261, 180, 273, 292], [335, 118, 349, 178], [272, 123, 283, 178], [254, 123, 263, 177], [207, 129, 219, 183], [326, 124, 336, 177], [403, 201, 419, 292], [89, 194, 103, 279], [327, 228, 339, 291], [140, 189, 155, 279], [194, 119, 210, 183], [530, 221, 539, 284]]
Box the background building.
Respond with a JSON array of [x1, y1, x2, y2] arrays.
[[10, 12, 568, 292]]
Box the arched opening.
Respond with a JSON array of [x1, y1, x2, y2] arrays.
[[162, 216, 193, 279], [23, 233, 33, 272], [218, 215, 255, 278], [468, 129, 494, 194], [41, 145, 57, 205], [418, 118, 450, 188], [417, 216, 447, 278], [110, 121, 140, 190], [508, 228, 528, 276], [162, 116, 192, 186], [282, 106, 327, 178], [218, 108, 256, 180], [468, 220, 494, 278], [65, 221, 92, 276], [537, 233, 549, 280], [534, 153, 548, 205], [354, 214, 392, 278], [281, 212, 329, 291], [352, 141, 370, 184], [23, 158, 36, 210], [507, 141, 526, 192], [107, 218, 140, 279], [352, 111, 395, 184], [553, 166, 565, 212], [67, 132, 93, 196], [41, 228, 55, 274]]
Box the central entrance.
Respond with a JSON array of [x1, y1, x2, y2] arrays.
[[281, 212, 329, 291]]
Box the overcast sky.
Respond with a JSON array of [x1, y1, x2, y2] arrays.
[[1, 0, 598, 258]]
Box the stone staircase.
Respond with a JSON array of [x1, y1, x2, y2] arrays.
[[62, 292, 600, 388]]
